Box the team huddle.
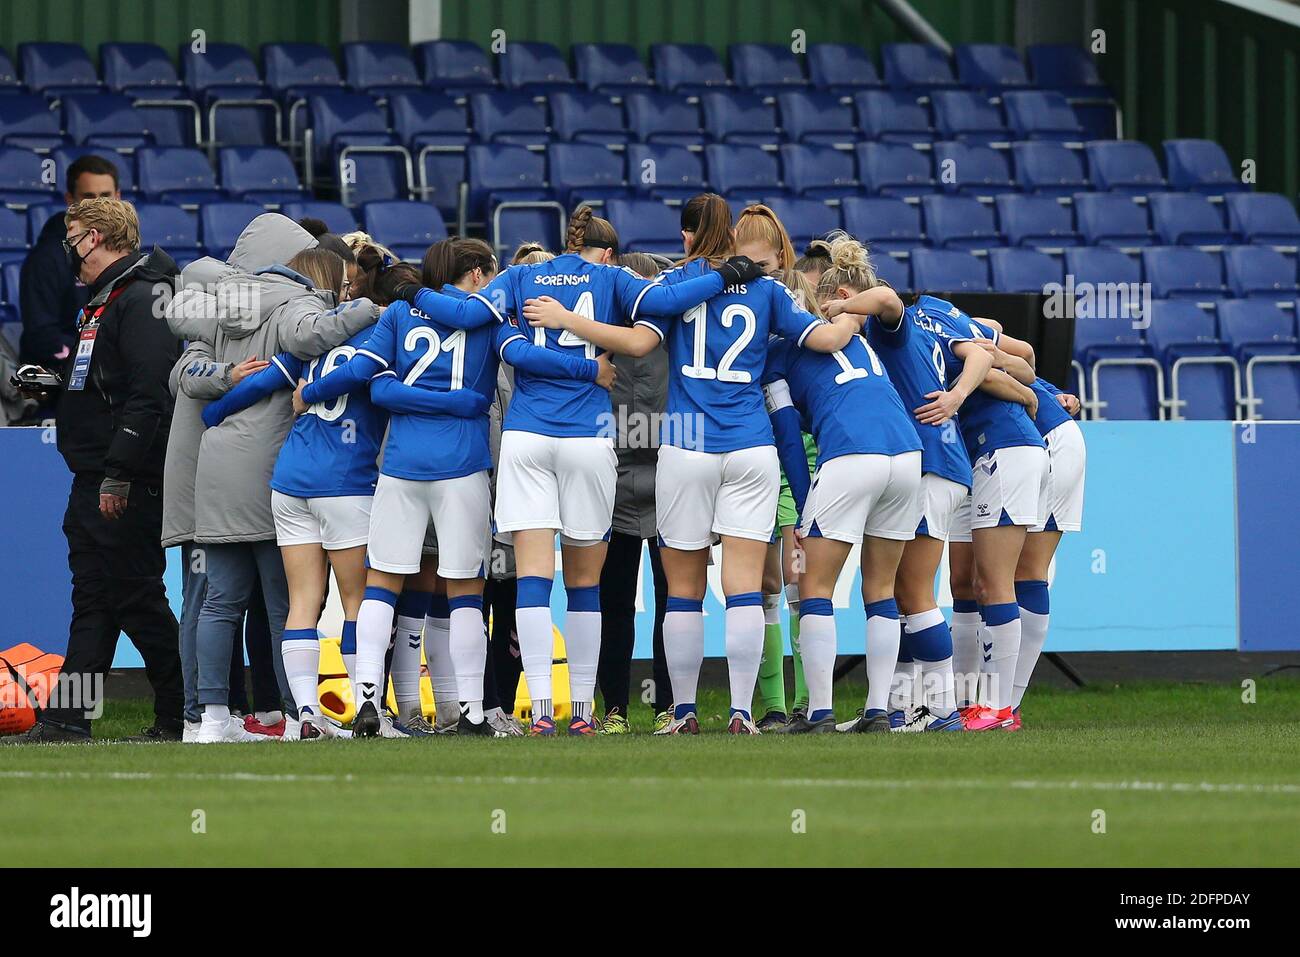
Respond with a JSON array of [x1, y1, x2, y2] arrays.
[[185, 192, 1085, 742]]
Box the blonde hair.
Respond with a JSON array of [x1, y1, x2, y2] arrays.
[[287, 248, 346, 295], [341, 230, 396, 261], [734, 204, 797, 280], [517, 249, 555, 265], [816, 230, 881, 299], [787, 269, 826, 320], [66, 197, 140, 253]]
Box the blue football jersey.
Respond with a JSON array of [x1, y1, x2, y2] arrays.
[[636, 263, 825, 453], [1030, 377, 1074, 436], [908, 295, 1044, 458], [865, 310, 972, 489], [271, 328, 388, 499]]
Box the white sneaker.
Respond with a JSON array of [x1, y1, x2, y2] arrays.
[[281, 716, 301, 741], [835, 709, 864, 733], [194, 716, 270, 744], [900, 706, 928, 733], [181, 720, 201, 743], [486, 709, 526, 737], [433, 704, 460, 734]]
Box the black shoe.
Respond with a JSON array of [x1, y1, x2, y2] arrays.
[[353, 700, 381, 738], [456, 713, 502, 737], [0, 719, 92, 745], [756, 710, 788, 731], [774, 712, 837, 734], [123, 722, 183, 743], [847, 712, 891, 733]]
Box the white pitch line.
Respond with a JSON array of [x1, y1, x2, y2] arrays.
[[1, 768, 1298, 795]]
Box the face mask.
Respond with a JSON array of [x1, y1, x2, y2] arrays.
[[66, 233, 90, 279]]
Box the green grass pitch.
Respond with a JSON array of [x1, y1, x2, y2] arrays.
[[3, 680, 1299, 867]]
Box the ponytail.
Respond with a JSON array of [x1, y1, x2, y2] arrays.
[[565, 205, 619, 255], [734, 204, 797, 280], [815, 229, 881, 299], [681, 192, 734, 265]]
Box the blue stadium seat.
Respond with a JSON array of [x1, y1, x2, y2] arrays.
[[704, 144, 784, 204], [0, 207, 27, 263], [0, 146, 57, 205], [853, 91, 934, 144], [1142, 246, 1226, 299], [806, 44, 882, 93], [1223, 245, 1298, 300], [1002, 91, 1083, 141], [1085, 140, 1166, 195], [262, 43, 345, 99], [199, 202, 264, 259], [307, 92, 409, 205], [1010, 141, 1090, 197], [549, 143, 630, 208], [1026, 45, 1110, 97], [994, 194, 1080, 247], [856, 142, 935, 198], [910, 248, 990, 292], [1072, 192, 1153, 247], [62, 94, 153, 150], [1148, 192, 1238, 246], [499, 41, 574, 93], [18, 42, 102, 96], [953, 44, 1030, 91], [920, 194, 1004, 250], [626, 143, 705, 202], [700, 91, 779, 146], [604, 198, 683, 255], [362, 200, 448, 260], [0, 94, 66, 150], [840, 197, 924, 253], [181, 42, 263, 95], [342, 43, 421, 97], [136, 147, 224, 206], [931, 141, 1017, 196], [1073, 314, 1161, 419], [27, 202, 64, 242], [728, 43, 807, 96], [0, 48, 23, 93], [218, 147, 305, 206], [763, 197, 841, 247], [1, 262, 22, 342], [470, 91, 551, 145], [1218, 299, 1300, 419], [100, 43, 184, 97], [780, 144, 860, 200], [880, 44, 958, 91], [624, 92, 703, 146], [548, 91, 628, 145], [930, 91, 1010, 144], [1063, 246, 1142, 298], [872, 253, 911, 292], [988, 247, 1063, 292], [135, 203, 201, 262], [280, 200, 359, 236], [414, 40, 496, 94], [50, 146, 133, 198], [1163, 139, 1248, 195], [572, 43, 653, 96], [1146, 299, 1238, 420], [388, 92, 468, 216], [1224, 193, 1300, 246], [467, 144, 560, 252], [776, 90, 857, 144], [651, 44, 730, 96]]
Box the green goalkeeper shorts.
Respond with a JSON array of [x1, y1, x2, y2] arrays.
[[774, 433, 819, 536]]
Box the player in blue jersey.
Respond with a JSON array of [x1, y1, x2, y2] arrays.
[[524, 194, 869, 735]]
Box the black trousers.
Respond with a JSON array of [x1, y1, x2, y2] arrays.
[[484, 576, 519, 715], [44, 473, 183, 733], [597, 531, 671, 716]]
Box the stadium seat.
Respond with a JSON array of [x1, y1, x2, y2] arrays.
[[199, 202, 264, 259], [548, 91, 629, 145], [953, 44, 1030, 91], [18, 42, 102, 96], [470, 91, 551, 145], [1026, 45, 1110, 97], [932, 141, 1017, 196], [0, 94, 66, 150], [909, 248, 990, 292], [1011, 141, 1090, 197], [1148, 192, 1238, 246], [499, 41, 574, 93], [342, 43, 421, 97], [413, 40, 496, 94], [1223, 192, 1300, 246], [1146, 299, 1239, 420], [930, 91, 1010, 144], [387, 92, 468, 216], [572, 43, 653, 96], [806, 43, 883, 93], [624, 92, 703, 146], [840, 197, 924, 253], [307, 92, 410, 204], [625, 143, 705, 202], [549, 143, 630, 208], [856, 142, 935, 198], [136, 147, 224, 206], [466, 144, 561, 251], [0, 207, 27, 263], [704, 144, 784, 204], [880, 44, 958, 91], [1217, 299, 1300, 418], [700, 91, 779, 146], [779, 144, 860, 200], [262, 43, 345, 98], [1084, 140, 1167, 195], [181, 42, 264, 94], [361, 200, 447, 260], [0, 146, 57, 206], [1063, 247, 1143, 303], [1223, 245, 1299, 300], [1, 261, 22, 340], [920, 195, 1003, 250], [100, 42, 185, 97], [762, 197, 841, 247], [0, 47, 22, 93], [135, 202, 201, 261], [988, 247, 1064, 292], [1163, 139, 1248, 195], [1002, 91, 1084, 141], [872, 253, 911, 291], [651, 43, 730, 96], [1142, 246, 1226, 299], [218, 147, 305, 206], [776, 91, 857, 144], [728, 43, 807, 97], [280, 200, 358, 235], [854, 90, 934, 143], [1073, 314, 1162, 419], [27, 202, 65, 241], [1073, 192, 1154, 247], [61, 94, 152, 150], [603, 198, 684, 255], [994, 194, 1080, 248]]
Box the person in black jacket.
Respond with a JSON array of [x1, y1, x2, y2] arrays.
[[9, 198, 184, 744]]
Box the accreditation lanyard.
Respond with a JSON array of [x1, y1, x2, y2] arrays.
[[68, 286, 126, 392]]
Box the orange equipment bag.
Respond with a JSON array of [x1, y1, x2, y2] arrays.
[[0, 643, 65, 735]]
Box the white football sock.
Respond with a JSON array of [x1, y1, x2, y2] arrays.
[[516, 576, 555, 719], [449, 597, 486, 722], [280, 629, 321, 720], [564, 585, 602, 718], [1013, 609, 1049, 709], [864, 599, 901, 713], [664, 599, 704, 715], [356, 588, 397, 713], [391, 608, 426, 722], [981, 603, 1022, 711], [950, 604, 982, 708], [796, 598, 836, 718]]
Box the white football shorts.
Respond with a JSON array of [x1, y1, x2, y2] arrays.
[[367, 471, 491, 578], [656, 443, 779, 550], [1031, 419, 1086, 533], [271, 491, 371, 550], [914, 473, 970, 543], [949, 444, 1050, 543], [797, 451, 922, 543], [494, 430, 616, 546]]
